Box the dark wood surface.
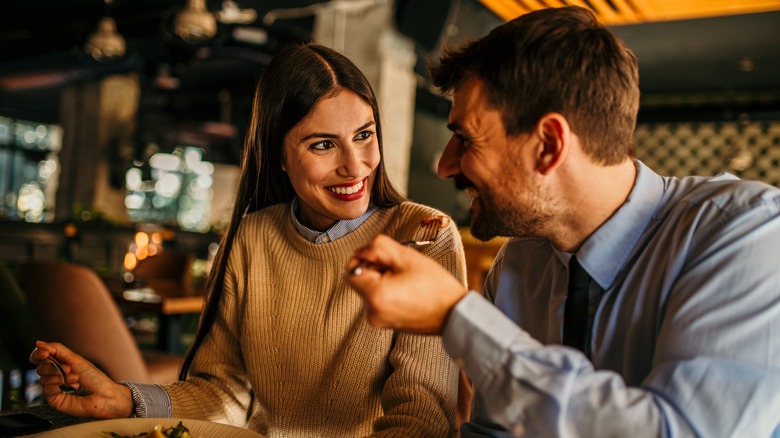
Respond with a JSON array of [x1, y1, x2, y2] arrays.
[[0, 404, 93, 436]]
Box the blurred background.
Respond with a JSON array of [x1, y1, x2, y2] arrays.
[[1, 0, 779, 233], [0, 0, 779, 408]]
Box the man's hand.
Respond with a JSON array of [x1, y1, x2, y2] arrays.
[[30, 341, 135, 419], [345, 234, 468, 334]]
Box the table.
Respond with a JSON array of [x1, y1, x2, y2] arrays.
[[0, 405, 92, 436]]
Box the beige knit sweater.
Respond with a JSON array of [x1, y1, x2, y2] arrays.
[[165, 202, 467, 437]]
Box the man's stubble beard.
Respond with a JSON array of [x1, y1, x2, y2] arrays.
[[469, 182, 554, 242]]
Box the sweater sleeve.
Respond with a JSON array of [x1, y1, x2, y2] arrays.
[[161, 232, 257, 427], [372, 212, 466, 437]]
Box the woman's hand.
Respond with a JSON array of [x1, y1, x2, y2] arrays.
[[29, 340, 135, 419]]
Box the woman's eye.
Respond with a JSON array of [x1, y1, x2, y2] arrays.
[[310, 140, 334, 151], [355, 130, 374, 141]]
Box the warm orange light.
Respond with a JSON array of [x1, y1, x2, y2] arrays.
[[124, 252, 137, 271], [64, 223, 78, 238], [479, 0, 780, 24], [161, 228, 176, 241], [134, 232, 149, 247]]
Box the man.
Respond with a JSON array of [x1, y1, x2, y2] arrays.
[[346, 6, 780, 437]]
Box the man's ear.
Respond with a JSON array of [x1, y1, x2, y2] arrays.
[[535, 113, 570, 175]]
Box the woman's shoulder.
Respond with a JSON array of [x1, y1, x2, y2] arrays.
[[390, 202, 466, 282], [242, 203, 287, 222], [395, 201, 448, 220], [381, 201, 457, 241], [235, 203, 289, 239]]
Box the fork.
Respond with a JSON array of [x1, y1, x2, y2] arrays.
[[349, 217, 448, 276], [48, 357, 92, 396]]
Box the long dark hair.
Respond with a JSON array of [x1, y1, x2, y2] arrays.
[[179, 43, 405, 379]]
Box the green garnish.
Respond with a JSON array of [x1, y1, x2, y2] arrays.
[[160, 421, 193, 438]]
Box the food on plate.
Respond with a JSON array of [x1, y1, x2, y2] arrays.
[[103, 420, 196, 438]]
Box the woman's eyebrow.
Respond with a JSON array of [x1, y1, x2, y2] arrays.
[[299, 121, 376, 142], [353, 121, 375, 133], [300, 132, 338, 142]]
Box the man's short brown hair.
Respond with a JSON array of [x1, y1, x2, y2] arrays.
[[431, 6, 640, 165]]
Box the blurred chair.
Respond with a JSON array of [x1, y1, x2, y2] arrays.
[[459, 228, 508, 293], [132, 250, 195, 295], [0, 263, 35, 370], [17, 261, 182, 384]]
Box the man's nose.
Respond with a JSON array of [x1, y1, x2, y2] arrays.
[[437, 136, 461, 179]]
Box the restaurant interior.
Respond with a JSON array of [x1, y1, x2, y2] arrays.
[[1, 0, 779, 414]]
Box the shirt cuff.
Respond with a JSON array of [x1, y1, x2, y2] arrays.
[[442, 291, 539, 389], [118, 381, 173, 418]]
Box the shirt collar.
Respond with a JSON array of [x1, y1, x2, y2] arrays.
[[575, 160, 665, 289], [290, 197, 377, 243]]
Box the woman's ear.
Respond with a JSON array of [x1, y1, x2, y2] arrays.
[[535, 113, 570, 175]]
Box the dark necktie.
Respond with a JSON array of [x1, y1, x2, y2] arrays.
[[563, 256, 590, 353]]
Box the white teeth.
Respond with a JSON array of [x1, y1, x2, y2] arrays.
[[329, 180, 363, 195]]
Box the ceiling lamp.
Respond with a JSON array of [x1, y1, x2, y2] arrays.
[[174, 0, 218, 43], [85, 17, 126, 62], [215, 0, 257, 25]]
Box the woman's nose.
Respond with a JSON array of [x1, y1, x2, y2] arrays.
[[338, 147, 361, 177], [437, 136, 462, 179]]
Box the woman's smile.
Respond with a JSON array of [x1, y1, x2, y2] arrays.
[[327, 178, 367, 199]]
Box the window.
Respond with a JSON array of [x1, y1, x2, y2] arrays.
[[0, 116, 61, 222], [125, 146, 214, 232]]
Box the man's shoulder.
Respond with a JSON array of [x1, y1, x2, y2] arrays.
[[666, 174, 780, 216]]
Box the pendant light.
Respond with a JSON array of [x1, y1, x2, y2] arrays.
[[84, 0, 126, 62], [215, 0, 257, 25], [174, 0, 218, 44]]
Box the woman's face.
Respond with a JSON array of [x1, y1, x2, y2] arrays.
[[283, 89, 381, 231]]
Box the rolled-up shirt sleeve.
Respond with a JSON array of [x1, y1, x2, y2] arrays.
[[119, 381, 172, 418]]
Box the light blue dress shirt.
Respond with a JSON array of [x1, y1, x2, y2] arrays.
[[443, 160, 780, 437]]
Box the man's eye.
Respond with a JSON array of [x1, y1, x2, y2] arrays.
[[456, 133, 470, 148], [310, 140, 334, 151]]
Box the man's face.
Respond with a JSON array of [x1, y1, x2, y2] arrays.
[[437, 76, 556, 241]]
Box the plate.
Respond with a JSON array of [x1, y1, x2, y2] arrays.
[[32, 417, 264, 437]]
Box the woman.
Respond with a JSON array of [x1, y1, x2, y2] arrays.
[[30, 44, 467, 437]]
